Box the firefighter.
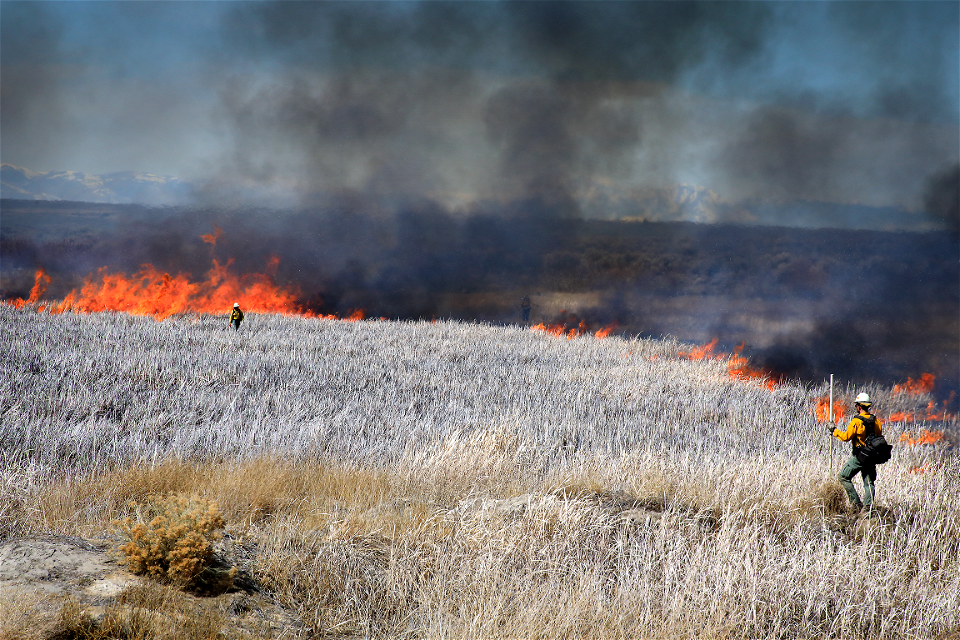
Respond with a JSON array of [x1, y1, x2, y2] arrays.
[[230, 302, 244, 331], [829, 392, 882, 513], [520, 295, 531, 323]]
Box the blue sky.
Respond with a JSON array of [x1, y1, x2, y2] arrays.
[[2, 1, 957, 220]]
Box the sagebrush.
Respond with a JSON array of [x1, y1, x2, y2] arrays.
[[114, 493, 232, 586]]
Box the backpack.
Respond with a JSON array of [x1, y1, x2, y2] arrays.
[[855, 414, 892, 465]]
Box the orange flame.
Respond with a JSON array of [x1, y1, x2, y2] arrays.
[[59, 258, 302, 320], [530, 312, 593, 340], [680, 339, 776, 390], [200, 224, 224, 247], [531, 322, 564, 337], [888, 392, 956, 423], [814, 396, 847, 423], [893, 373, 936, 396], [679, 337, 720, 360], [726, 342, 777, 390], [10, 268, 52, 309], [4, 262, 372, 323], [345, 309, 366, 322], [3, 230, 371, 322], [899, 430, 945, 446], [595, 322, 618, 339]]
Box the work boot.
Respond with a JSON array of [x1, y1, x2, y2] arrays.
[[849, 502, 863, 514]]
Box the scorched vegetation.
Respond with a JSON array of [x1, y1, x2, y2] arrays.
[[1, 305, 958, 639]]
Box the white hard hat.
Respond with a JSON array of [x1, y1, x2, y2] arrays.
[[855, 392, 871, 406], [234, 302, 239, 307]]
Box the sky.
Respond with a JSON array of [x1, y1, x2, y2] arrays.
[[2, 1, 958, 225]]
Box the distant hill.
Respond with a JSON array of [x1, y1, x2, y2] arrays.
[[0, 164, 194, 206]]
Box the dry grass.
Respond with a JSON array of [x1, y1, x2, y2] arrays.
[[44, 582, 230, 640], [2, 307, 959, 639], [8, 452, 958, 639]]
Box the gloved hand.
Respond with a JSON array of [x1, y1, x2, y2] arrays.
[[826, 426, 835, 436]]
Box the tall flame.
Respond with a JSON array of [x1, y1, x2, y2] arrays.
[[61, 258, 304, 320], [10, 267, 51, 309], [814, 395, 847, 423]]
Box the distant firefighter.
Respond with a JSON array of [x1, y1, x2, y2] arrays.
[[520, 295, 531, 323], [230, 302, 244, 331]]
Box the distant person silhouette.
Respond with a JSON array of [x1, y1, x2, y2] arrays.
[[230, 302, 244, 331], [521, 295, 531, 323]]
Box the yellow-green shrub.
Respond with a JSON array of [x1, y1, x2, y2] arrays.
[[115, 494, 227, 585]]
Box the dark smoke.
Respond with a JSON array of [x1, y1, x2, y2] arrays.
[[717, 107, 846, 202], [209, 2, 777, 208], [482, 81, 642, 206], [924, 163, 960, 236]]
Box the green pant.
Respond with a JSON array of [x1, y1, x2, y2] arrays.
[[838, 455, 876, 508]]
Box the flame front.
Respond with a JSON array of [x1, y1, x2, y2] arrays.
[[531, 312, 614, 340], [726, 342, 778, 391], [889, 391, 956, 423], [62, 258, 303, 320], [3, 229, 370, 322]]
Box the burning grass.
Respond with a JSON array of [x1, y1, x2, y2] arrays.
[[4, 225, 369, 321], [1, 306, 958, 639]]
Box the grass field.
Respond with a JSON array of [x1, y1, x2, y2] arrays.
[[1, 306, 958, 639]]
